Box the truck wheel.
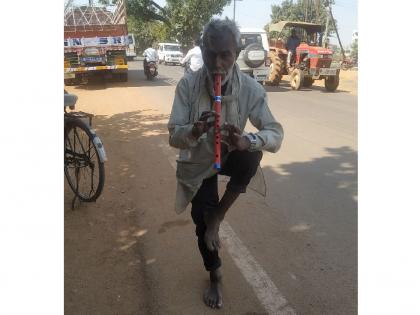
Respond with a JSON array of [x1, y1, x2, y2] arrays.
[[119, 73, 128, 82], [290, 69, 304, 90], [303, 77, 314, 87], [64, 79, 74, 86], [325, 75, 339, 91], [266, 51, 283, 86]]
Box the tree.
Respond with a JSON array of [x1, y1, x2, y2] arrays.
[[163, 0, 232, 48], [267, 0, 336, 41], [350, 39, 358, 62], [99, 0, 232, 51]]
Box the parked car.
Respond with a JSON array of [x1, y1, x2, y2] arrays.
[[157, 42, 183, 65], [236, 28, 271, 84]]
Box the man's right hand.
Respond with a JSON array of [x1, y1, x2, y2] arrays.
[[192, 110, 217, 139]]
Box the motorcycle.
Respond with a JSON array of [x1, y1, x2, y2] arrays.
[[144, 60, 158, 80]]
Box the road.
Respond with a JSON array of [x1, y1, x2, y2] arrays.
[[65, 59, 357, 315]]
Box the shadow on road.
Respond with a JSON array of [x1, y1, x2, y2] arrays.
[[71, 68, 177, 91], [65, 110, 169, 314], [254, 146, 357, 314]]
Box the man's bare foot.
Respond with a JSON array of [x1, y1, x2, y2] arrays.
[[203, 269, 223, 309]]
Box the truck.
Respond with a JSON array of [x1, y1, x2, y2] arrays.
[[64, 0, 129, 85]]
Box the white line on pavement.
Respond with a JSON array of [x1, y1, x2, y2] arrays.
[[158, 140, 296, 315], [220, 222, 296, 315]]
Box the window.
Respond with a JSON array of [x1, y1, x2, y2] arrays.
[[239, 34, 262, 49], [128, 35, 133, 45]]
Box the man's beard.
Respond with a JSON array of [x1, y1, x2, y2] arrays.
[[207, 65, 234, 86]]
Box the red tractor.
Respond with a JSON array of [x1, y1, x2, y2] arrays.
[[266, 21, 340, 92]]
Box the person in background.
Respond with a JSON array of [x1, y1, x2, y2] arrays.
[[181, 37, 204, 74], [286, 28, 300, 66], [143, 46, 158, 75]]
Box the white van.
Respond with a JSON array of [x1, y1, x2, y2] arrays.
[[157, 43, 183, 65]]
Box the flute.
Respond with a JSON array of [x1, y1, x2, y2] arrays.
[[213, 74, 222, 170]]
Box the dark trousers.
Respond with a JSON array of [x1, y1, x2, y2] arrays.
[[191, 150, 263, 271]]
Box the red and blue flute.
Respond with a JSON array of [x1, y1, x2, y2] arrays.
[[213, 74, 222, 170]]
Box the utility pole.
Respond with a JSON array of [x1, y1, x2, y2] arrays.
[[233, 0, 242, 22], [323, 7, 330, 47], [328, 4, 346, 61]]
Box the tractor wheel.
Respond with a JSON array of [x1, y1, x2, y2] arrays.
[[290, 69, 304, 90], [303, 77, 314, 87], [325, 75, 339, 92], [266, 51, 283, 86]]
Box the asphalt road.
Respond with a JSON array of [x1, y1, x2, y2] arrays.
[[65, 59, 357, 315]]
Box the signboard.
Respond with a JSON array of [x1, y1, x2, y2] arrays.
[[64, 36, 129, 47]]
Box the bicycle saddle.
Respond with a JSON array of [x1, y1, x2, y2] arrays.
[[64, 94, 78, 108]]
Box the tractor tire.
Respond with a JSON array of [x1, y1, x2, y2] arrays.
[[303, 77, 314, 87], [290, 69, 304, 90], [266, 51, 283, 86], [325, 75, 339, 92]]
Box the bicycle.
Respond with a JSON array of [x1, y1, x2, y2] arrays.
[[64, 92, 106, 207]]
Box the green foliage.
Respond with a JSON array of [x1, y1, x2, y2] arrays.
[[127, 0, 169, 24], [267, 0, 336, 41], [163, 0, 232, 48], [126, 0, 231, 51]]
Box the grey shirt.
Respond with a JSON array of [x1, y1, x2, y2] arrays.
[[168, 64, 284, 213]]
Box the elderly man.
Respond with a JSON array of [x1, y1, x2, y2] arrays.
[[168, 18, 283, 309]]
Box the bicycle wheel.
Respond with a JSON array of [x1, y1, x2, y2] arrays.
[[65, 118, 105, 202]]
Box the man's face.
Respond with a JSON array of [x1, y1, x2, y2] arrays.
[[202, 32, 237, 82]]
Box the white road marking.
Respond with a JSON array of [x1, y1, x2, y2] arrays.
[[158, 140, 296, 315], [220, 222, 296, 315]]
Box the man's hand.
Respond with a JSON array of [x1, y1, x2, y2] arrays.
[[222, 123, 251, 151], [192, 111, 217, 139]]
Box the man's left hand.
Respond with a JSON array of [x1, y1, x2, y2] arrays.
[[222, 123, 250, 151]]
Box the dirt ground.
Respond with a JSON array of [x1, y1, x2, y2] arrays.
[[283, 69, 358, 95], [64, 83, 170, 314], [314, 69, 358, 95]]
